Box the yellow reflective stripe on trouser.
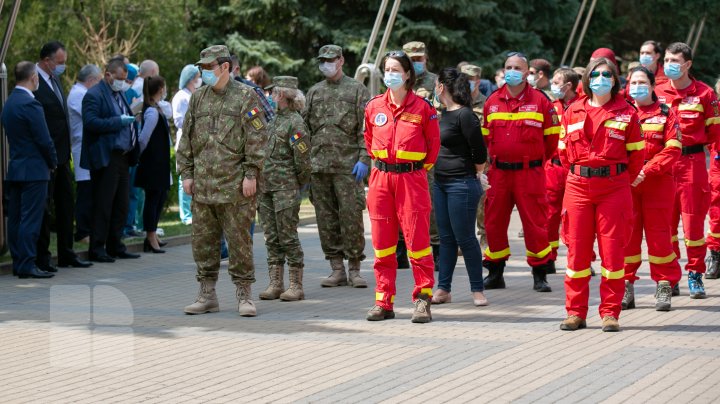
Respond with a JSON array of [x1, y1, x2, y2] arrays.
[[566, 267, 592, 278], [601, 267, 625, 280], [685, 238, 706, 247], [486, 111, 544, 123], [665, 139, 682, 148], [624, 254, 642, 264], [544, 126, 561, 136], [420, 288, 433, 297], [626, 141, 645, 151], [423, 163, 434, 170], [408, 246, 432, 259], [671, 235, 679, 243], [648, 252, 677, 265], [395, 150, 427, 161], [708, 232, 720, 239], [549, 240, 559, 248], [482, 127, 490, 136], [375, 292, 395, 303], [484, 247, 511, 259], [527, 245, 552, 258], [604, 120, 629, 130], [642, 123, 665, 132], [372, 149, 388, 159], [707, 117, 720, 126], [374, 245, 397, 258]]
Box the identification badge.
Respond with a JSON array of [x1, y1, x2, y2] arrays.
[[519, 104, 538, 112], [374, 112, 388, 126]]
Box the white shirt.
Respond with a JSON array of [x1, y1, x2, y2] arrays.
[[131, 77, 144, 101], [67, 83, 90, 181], [171, 88, 192, 151], [15, 85, 35, 98]]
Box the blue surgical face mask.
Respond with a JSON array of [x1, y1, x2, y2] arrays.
[[639, 54, 653, 66], [202, 69, 219, 86], [383, 72, 404, 90], [664, 62, 683, 80], [629, 84, 650, 101], [469, 81, 476, 93], [413, 61, 425, 75], [589, 76, 612, 96], [551, 83, 566, 99], [53, 64, 66, 76], [267, 94, 277, 111], [504, 69, 524, 86]]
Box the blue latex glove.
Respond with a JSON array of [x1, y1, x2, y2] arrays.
[[351, 161, 368, 182], [120, 114, 136, 125]]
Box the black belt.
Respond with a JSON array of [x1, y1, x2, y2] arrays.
[[494, 159, 543, 170], [682, 144, 705, 155], [570, 163, 627, 178], [375, 160, 424, 173], [551, 158, 562, 166]]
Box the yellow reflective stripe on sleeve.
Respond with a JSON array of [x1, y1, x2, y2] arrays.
[[679, 103, 704, 112], [604, 120, 629, 130], [375, 292, 395, 303], [706, 117, 720, 126], [566, 267, 592, 278], [567, 121, 585, 133], [685, 238, 706, 247], [408, 246, 432, 259], [486, 112, 544, 123], [665, 139, 682, 148], [420, 287, 433, 297], [626, 141, 645, 151], [395, 150, 427, 161], [648, 252, 677, 265], [624, 255, 642, 264], [423, 163, 434, 170], [372, 149, 388, 159], [671, 235, 679, 243], [601, 267, 625, 280], [641, 123, 664, 132], [549, 240, 560, 248], [481, 127, 490, 136], [543, 126, 562, 136], [374, 245, 397, 258], [484, 247, 511, 260], [527, 245, 552, 259], [708, 231, 720, 239]]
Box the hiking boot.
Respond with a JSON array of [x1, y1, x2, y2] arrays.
[[546, 260, 557, 274], [259, 264, 284, 300], [483, 261, 506, 289], [672, 283, 680, 296], [184, 280, 219, 314], [396, 240, 410, 269], [622, 281, 635, 310], [366, 305, 395, 321], [411, 293, 432, 323], [348, 259, 367, 288], [321, 257, 347, 287], [235, 283, 257, 317], [601, 316, 620, 332], [532, 264, 552, 292], [559, 315, 587, 331], [706, 249, 720, 279], [688, 271, 706, 299], [280, 266, 304, 301], [655, 281, 672, 311]]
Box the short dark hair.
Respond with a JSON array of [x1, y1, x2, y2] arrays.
[[14, 61, 37, 83], [641, 40, 663, 55], [380, 51, 416, 90], [217, 56, 232, 71], [40, 41, 65, 60], [583, 57, 621, 98], [438, 67, 472, 108], [106, 59, 127, 74], [666, 42, 693, 62], [530, 59, 551, 77], [143, 75, 166, 109], [628, 65, 658, 102], [554, 67, 580, 89]]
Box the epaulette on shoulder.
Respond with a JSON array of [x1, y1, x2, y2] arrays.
[[660, 102, 670, 116], [365, 93, 383, 108]]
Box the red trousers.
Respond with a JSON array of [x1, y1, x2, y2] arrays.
[[367, 168, 434, 310], [562, 173, 631, 320], [707, 156, 720, 251], [545, 161, 568, 261], [672, 154, 709, 273], [484, 167, 552, 266], [624, 174, 682, 286]]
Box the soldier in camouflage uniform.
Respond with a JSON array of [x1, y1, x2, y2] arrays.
[[303, 44, 370, 288], [177, 45, 268, 317], [257, 76, 311, 301]]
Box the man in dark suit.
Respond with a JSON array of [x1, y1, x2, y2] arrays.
[[81, 59, 141, 262], [2, 61, 58, 278], [34, 41, 91, 271]]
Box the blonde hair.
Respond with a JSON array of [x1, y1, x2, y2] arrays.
[[274, 87, 306, 112]]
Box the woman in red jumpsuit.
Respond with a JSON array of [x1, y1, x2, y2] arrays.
[[559, 57, 645, 332], [364, 51, 440, 323], [622, 66, 682, 312]]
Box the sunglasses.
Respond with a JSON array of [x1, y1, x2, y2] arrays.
[[589, 71, 613, 78], [386, 50, 407, 58]]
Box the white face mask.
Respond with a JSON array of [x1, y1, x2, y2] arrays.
[[111, 79, 126, 92], [319, 61, 339, 78], [193, 77, 202, 89], [527, 74, 537, 87]]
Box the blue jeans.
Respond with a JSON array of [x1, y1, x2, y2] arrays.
[[433, 176, 484, 292]]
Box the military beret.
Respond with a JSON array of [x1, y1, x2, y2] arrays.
[[460, 64, 482, 78], [317, 45, 342, 60], [196, 45, 230, 65], [403, 41, 426, 57], [266, 76, 299, 90]]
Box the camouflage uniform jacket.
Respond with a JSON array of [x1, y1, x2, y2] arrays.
[[262, 108, 311, 192], [472, 92, 487, 125], [414, 71, 438, 102], [302, 74, 370, 173], [176, 79, 267, 204]]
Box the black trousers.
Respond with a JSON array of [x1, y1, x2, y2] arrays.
[[36, 162, 77, 266], [142, 189, 167, 232], [74, 180, 92, 241], [90, 151, 130, 257], [7, 181, 47, 272]]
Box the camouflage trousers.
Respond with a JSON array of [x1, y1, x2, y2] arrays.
[[192, 199, 256, 284], [310, 172, 366, 261], [399, 168, 439, 245], [257, 189, 304, 267]]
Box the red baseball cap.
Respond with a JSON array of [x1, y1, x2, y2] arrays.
[[591, 47, 618, 69]]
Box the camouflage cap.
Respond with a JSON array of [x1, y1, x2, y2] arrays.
[[403, 41, 426, 57], [460, 64, 483, 78], [196, 45, 230, 65], [266, 76, 299, 90], [317, 44, 342, 60]]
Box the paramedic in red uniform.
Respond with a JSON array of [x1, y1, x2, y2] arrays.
[[364, 50, 440, 323], [481, 52, 560, 293], [622, 66, 682, 312], [638, 41, 668, 87], [655, 42, 720, 298], [558, 57, 645, 332]]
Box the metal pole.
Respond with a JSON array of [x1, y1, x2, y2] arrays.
[[692, 14, 706, 54], [560, 0, 587, 67], [0, 0, 22, 64], [373, 0, 402, 68], [569, 0, 597, 68], [686, 21, 697, 45], [360, 0, 389, 66]]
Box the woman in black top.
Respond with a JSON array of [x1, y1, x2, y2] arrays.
[[432, 67, 488, 306]]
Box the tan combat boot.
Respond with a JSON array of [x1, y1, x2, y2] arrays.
[[236, 283, 257, 317], [559, 315, 586, 331], [601, 316, 620, 332], [411, 293, 432, 323], [348, 259, 368, 288], [280, 266, 304, 301], [259, 264, 284, 300], [184, 280, 220, 314], [321, 257, 347, 287]]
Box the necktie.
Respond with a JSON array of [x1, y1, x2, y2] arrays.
[[114, 92, 137, 149], [50, 76, 64, 106]]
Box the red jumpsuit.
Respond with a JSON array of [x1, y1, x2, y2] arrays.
[[482, 84, 560, 267], [656, 79, 720, 272], [624, 101, 682, 286], [364, 90, 440, 310], [559, 95, 644, 320]]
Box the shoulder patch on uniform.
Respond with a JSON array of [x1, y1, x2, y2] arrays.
[[373, 112, 388, 126]]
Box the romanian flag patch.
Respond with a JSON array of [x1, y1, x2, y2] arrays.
[[247, 108, 260, 118], [290, 132, 303, 144]]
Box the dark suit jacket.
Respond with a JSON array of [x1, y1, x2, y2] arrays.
[[33, 73, 71, 165], [1, 88, 58, 181], [80, 80, 140, 170]]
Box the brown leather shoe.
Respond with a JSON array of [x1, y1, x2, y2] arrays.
[[601, 316, 620, 332], [366, 305, 395, 321], [559, 315, 587, 331]]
